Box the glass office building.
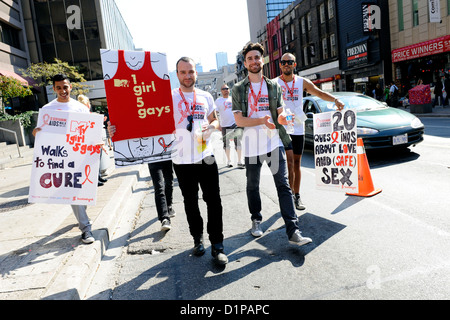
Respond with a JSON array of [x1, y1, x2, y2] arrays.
[[266, 0, 294, 22], [27, 0, 134, 82]]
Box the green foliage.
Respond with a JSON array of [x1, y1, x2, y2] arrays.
[[0, 110, 37, 129], [20, 58, 92, 96], [0, 76, 33, 113]]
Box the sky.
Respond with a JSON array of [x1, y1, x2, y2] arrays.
[[114, 0, 251, 73]]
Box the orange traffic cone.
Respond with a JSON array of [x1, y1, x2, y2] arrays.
[[346, 138, 382, 197]]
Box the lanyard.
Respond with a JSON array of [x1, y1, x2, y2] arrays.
[[248, 77, 264, 117], [281, 75, 296, 101], [179, 88, 196, 115]]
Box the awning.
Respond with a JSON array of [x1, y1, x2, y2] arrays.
[[0, 69, 29, 86]]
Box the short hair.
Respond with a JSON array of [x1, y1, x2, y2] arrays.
[[52, 74, 69, 85], [77, 94, 90, 106], [176, 57, 196, 72], [242, 42, 264, 60]]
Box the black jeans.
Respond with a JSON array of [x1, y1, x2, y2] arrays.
[[173, 156, 223, 245], [148, 160, 174, 222]]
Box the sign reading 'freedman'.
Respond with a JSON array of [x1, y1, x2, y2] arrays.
[[346, 42, 368, 67]]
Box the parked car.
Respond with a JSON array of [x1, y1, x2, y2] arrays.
[[303, 92, 425, 150]]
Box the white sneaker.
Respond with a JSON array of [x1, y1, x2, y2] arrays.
[[161, 219, 171, 231], [251, 220, 263, 237], [289, 230, 312, 246]]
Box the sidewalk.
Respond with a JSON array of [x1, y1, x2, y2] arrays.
[[403, 103, 450, 117], [0, 155, 148, 300]]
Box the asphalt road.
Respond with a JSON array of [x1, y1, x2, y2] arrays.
[[85, 117, 450, 303]]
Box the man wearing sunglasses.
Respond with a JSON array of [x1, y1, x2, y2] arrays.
[[276, 53, 344, 212], [171, 57, 227, 265]]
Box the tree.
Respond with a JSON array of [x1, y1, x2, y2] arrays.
[[0, 75, 33, 114], [20, 58, 92, 96]]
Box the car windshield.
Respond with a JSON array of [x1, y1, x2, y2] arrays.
[[317, 94, 388, 113]]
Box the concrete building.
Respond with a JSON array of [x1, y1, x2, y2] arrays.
[[0, 0, 37, 114], [22, 0, 135, 106]]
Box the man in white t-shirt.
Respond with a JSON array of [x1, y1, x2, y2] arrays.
[[215, 84, 244, 168], [171, 57, 227, 266], [276, 53, 344, 211], [232, 43, 311, 247], [32, 74, 96, 244]]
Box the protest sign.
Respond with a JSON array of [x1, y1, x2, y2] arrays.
[[100, 49, 175, 166], [28, 109, 103, 205], [313, 109, 358, 192]]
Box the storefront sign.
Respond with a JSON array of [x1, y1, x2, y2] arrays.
[[347, 42, 368, 67], [362, 4, 381, 32], [392, 35, 450, 62]]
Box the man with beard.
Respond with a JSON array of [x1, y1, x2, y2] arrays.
[[275, 53, 344, 211], [171, 57, 227, 265], [231, 43, 313, 246]]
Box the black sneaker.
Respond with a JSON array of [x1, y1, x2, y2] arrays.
[[168, 206, 176, 218], [211, 243, 228, 265], [193, 237, 205, 256], [160, 219, 171, 232], [81, 231, 94, 244]]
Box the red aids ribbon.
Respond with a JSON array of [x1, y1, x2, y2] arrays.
[[82, 165, 93, 185]]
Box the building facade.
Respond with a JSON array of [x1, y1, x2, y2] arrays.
[[336, 0, 392, 94], [22, 0, 135, 105], [0, 0, 37, 114], [389, 0, 450, 94]]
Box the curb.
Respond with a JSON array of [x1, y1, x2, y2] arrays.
[[40, 164, 147, 300]]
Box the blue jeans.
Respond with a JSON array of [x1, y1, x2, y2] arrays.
[[245, 147, 299, 238], [148, 160, 174, 222]]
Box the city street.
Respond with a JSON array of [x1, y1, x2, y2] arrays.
[[85, 117, 450, 301]]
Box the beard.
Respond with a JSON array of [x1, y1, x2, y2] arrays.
[[247, 64, 262, 74], [283, 69, 293, 76]]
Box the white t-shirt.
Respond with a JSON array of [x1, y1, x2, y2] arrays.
[[171, 88, 216, 164], [240, 80, 283, 157], [42, 98, 89, 113], [276, 75, 305, 135], [214, 96, 235, 127]]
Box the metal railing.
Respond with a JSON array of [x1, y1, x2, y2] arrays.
[[0, 127, 22, 158]]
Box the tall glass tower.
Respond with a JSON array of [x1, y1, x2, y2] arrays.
[[266, 0, 294, 22]]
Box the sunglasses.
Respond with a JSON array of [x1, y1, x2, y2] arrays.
[[281, 60, 295, 66], [186, 115, 193, 132], [222, 88, 229, 91]]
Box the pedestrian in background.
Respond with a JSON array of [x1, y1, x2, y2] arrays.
[[215, 83, 244, 168]]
